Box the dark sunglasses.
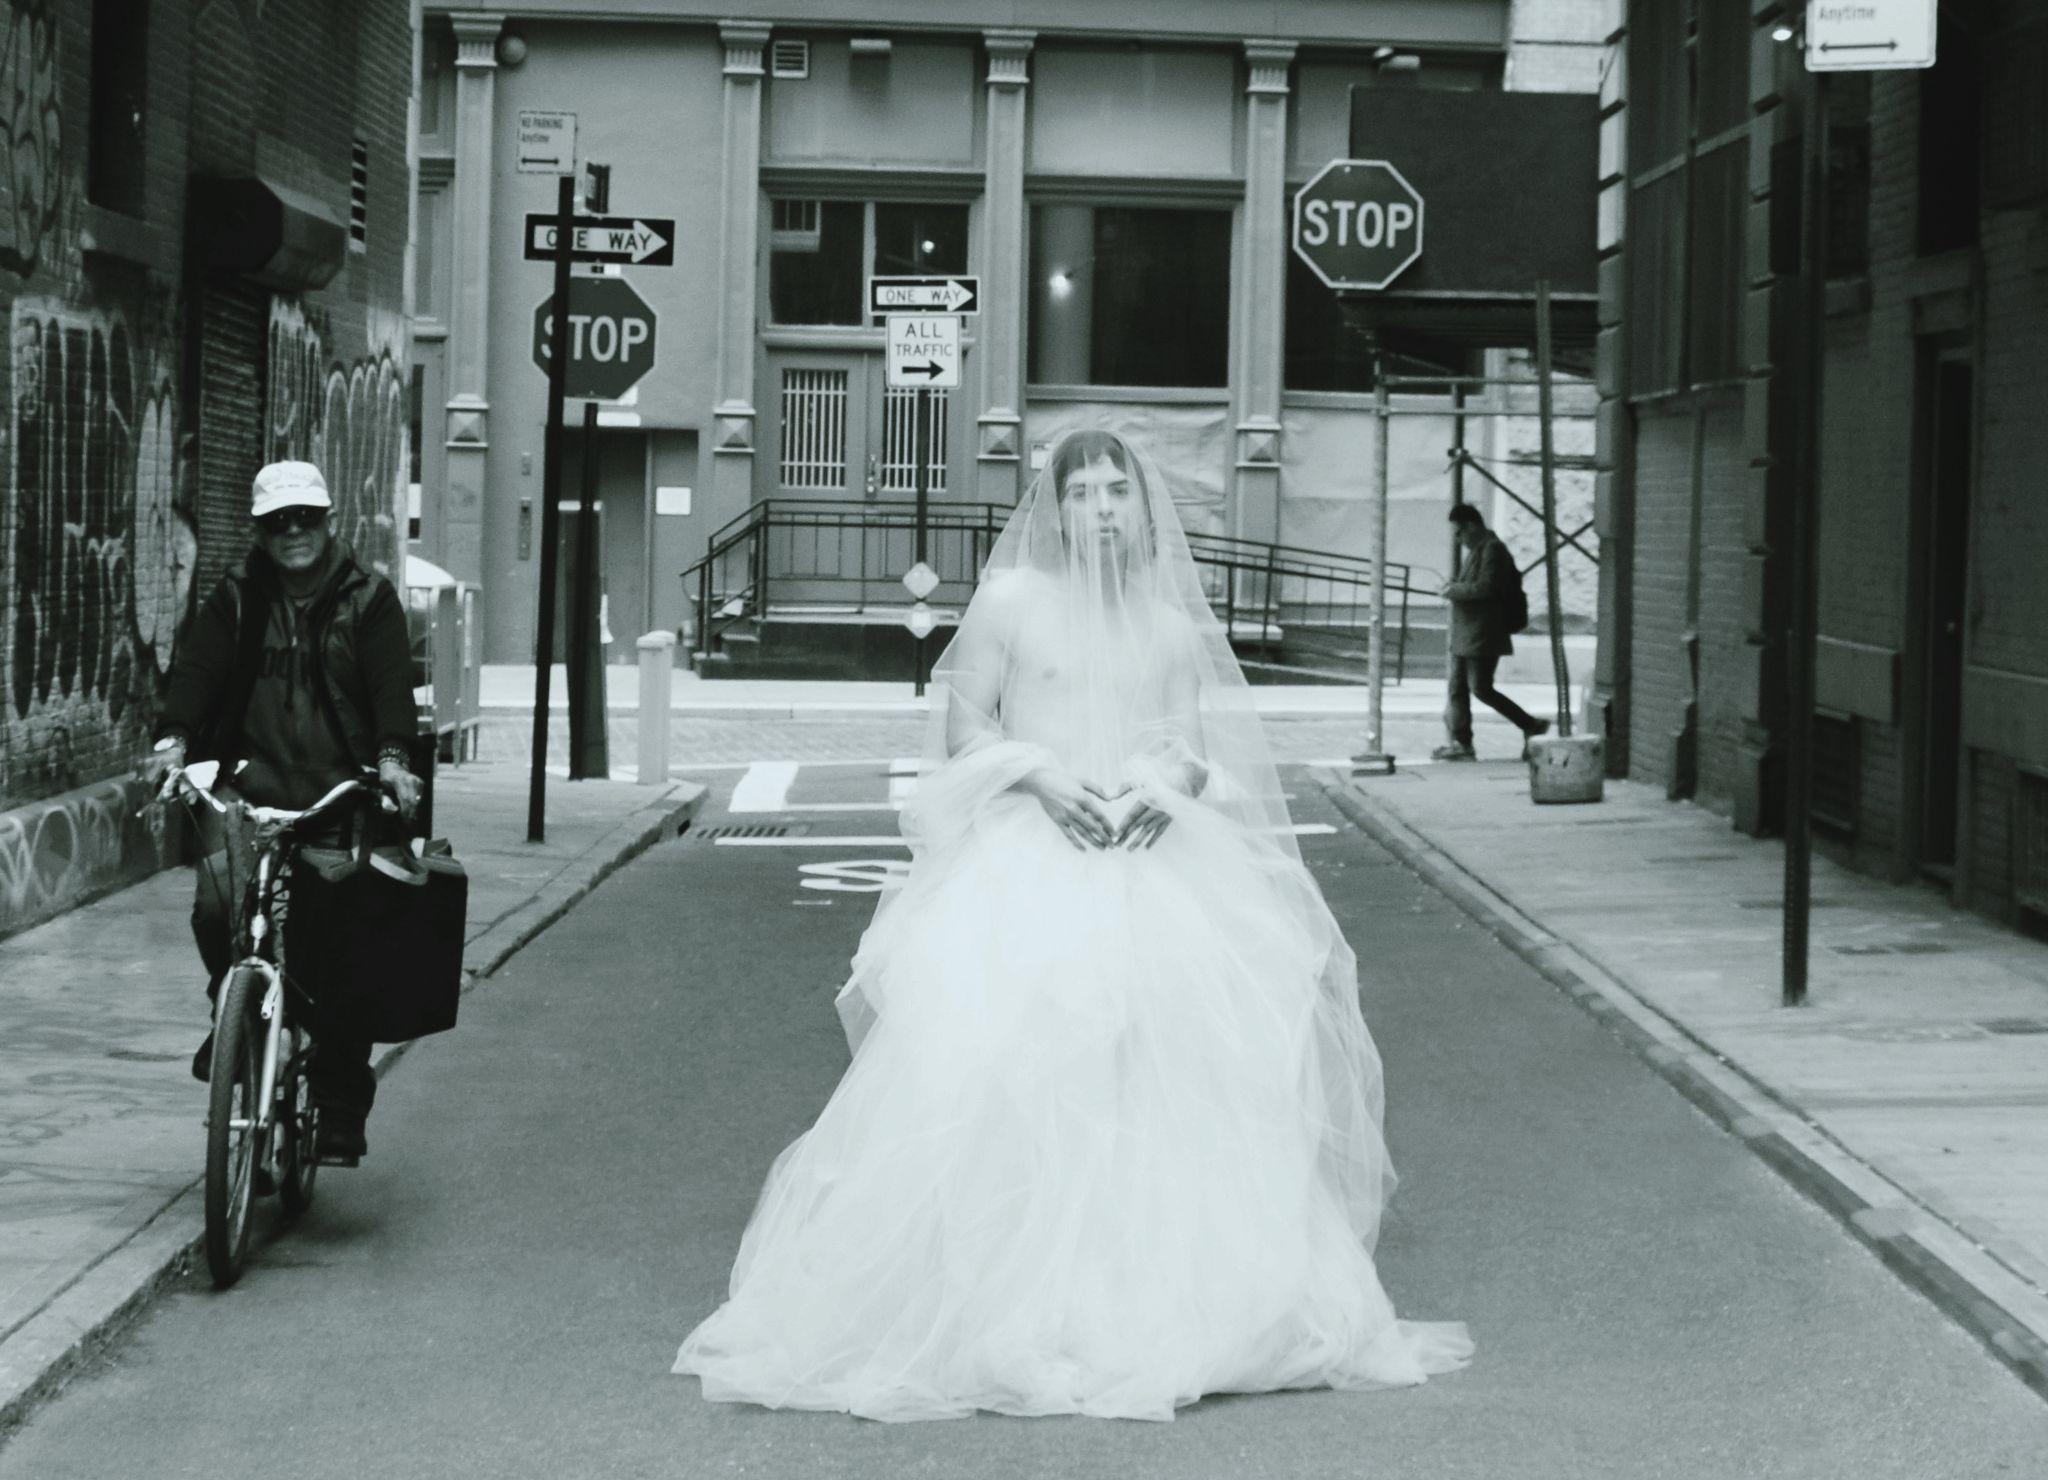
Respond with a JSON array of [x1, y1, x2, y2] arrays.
[[257, 506, 328, 535]]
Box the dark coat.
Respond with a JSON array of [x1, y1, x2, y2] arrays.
[[1442, 531, 1518, 659], [154, 542, 418, 777]]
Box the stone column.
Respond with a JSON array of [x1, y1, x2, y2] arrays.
[[975, 30, 1034, 504], [1233, 41, 1295, 545], [442, 12, 503, 585], [710, 22, 771, 521]]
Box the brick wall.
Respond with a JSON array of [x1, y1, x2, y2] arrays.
[[1624, 406, 1690, 788], [0, 0, 413, 937]]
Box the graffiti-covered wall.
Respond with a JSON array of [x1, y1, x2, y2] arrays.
[[0, 0, 414, 938]]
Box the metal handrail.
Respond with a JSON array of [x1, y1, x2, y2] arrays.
[[681, 500, 1429, 680]]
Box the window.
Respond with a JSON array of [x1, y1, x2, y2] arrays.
[[90, 0, 148, 214], [1982, 21, 2045, 209], [1623, 0, 1751, 399], [1826, 75, 1871, 279], [1028, 205, 1230, 389], [350, 139, 369, 251], [767, 199, 968, 327], [1918, 16, 1981, 255]]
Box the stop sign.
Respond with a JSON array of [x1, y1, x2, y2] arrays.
[[1292, 159, 1425, 291], [532, 277, 658, 400]]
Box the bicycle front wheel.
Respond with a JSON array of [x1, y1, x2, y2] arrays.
[[204, 967, 263, 1287]]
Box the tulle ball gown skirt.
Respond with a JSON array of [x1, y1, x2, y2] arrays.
[[673, 794, 1472, 1422]]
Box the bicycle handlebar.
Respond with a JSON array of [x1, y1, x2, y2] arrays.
[[147, 767, 398, 831]]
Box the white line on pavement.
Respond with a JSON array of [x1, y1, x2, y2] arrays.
[[728, 761, 799, 812]]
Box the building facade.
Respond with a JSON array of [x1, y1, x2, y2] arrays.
[[410, 0, 1604, 667], [0, 0, 416, 938], [1592, 0, 2048, 926]]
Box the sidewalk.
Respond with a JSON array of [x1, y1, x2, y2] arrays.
[[480, 664, 1578, 720], [1329, 758, 2048, 1398], [0, 761, 705, 1430]]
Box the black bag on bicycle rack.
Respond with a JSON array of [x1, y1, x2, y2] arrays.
[[287, 839, 468, 1044]]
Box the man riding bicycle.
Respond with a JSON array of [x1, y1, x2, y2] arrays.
[[143, 460, 422, 1164]]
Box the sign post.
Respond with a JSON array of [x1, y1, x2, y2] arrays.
[[528, 171, 576, 843], [873, 278, 976, 697], [1783, 9, 1930, 1003], [1294, 165, 1426, 774]]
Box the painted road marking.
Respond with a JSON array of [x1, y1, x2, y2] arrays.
[[729, 760, 799, 812], [799, 860, 912, 893]]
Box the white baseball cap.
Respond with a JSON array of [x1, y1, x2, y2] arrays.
[[250, 461, 333, 519]]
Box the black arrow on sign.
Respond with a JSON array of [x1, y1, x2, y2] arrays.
[[900, 360, 945, 380], [1819, 39, 1898, 51]]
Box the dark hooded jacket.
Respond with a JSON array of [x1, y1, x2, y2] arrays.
[[153, 542, 417, 808], [1441, 530, 1519, 660]]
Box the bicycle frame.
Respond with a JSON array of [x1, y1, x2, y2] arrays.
[[154, 768, 392, 1169]]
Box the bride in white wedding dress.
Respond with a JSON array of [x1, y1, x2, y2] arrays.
[[673, 428, 1471, 1422]]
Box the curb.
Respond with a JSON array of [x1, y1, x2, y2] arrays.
[[0, 784, 706, 1439], [1319, 773, 2048, 1403]]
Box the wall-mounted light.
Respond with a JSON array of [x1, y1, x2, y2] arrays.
[[1377, 53, 1422, 72], [1772, 23, 1796, 42], [849, 36, 892, 58], [496, 33, 527, 66], [1048, 269, 1074, 301]]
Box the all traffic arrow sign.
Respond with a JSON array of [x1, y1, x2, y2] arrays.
[[525, 214, 677, 267], [884, 315, 962, 389], [869, 276, 980, 315]]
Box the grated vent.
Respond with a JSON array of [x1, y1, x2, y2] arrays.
[[770, 38, 810, 78], [695, 824, 791, 842]]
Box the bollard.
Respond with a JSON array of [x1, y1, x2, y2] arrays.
[[636, 630, 676, 785]]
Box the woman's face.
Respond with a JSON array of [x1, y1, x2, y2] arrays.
[[1058, 452, 1143, 563]]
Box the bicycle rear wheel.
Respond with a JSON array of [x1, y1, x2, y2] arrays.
[[204, 967, 263, 1287]]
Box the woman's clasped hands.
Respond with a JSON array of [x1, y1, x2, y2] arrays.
[[1017, 765, 1173, 853]]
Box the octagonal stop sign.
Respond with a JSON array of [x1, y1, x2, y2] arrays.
[[532, 277, 658, 400], [1292, 159, 1425, 291]]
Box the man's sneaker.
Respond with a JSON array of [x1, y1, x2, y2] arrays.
[[191, 1031, 214, 1083], [1431, 743, 1477, 762], [315, 1112, 368, 1166]]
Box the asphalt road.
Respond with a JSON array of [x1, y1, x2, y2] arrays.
[[4, 760, 2046, 1479]]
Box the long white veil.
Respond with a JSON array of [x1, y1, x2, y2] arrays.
[[834, 427, 1396, 1250]]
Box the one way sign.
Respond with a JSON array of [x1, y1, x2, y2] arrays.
[[885, 314, 961, 388], [525, 214, 677, 267], [869, 275, 980, 315]]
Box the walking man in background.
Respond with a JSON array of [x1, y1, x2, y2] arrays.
[[1434, 503, 1548, 762]]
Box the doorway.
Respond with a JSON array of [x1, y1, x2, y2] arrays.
[[1916, 350, 1973, 876], [554, 425, 649, 663], [763, 352, 954, 502]]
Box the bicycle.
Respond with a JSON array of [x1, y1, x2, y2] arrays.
[[149, 761, 398, 1288]]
